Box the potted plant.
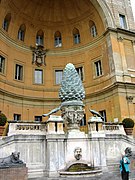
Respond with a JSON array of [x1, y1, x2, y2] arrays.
[[0, 111, 7, 136], [122, 118, 134, 135]]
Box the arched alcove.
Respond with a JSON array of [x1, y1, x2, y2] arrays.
[[90, 0, 115, 28], [73, 28, 80, 44], [18, 24, 26, 41], [54, 31, 62, 47], [89, 20, 98, 37], [2, 13, 11, 32], [36, 30, 44, 46]]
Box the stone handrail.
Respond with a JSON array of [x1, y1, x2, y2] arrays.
[[8, 122, 47, 136], [103, 124, 119, 131], [88, 119, 126, 135], [16, 124, 43, 131], [103, 124, 126, 134]]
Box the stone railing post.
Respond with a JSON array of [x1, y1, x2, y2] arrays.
[[46, 115, 64, 134]]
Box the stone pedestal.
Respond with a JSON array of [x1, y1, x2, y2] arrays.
[[61, 105, 84, 132], [88, 117, 103, 130], [46, 115, 64, 134], [67, 129, 86, 138], [0, 126, 5, 136], [0, 165, 28, 180]]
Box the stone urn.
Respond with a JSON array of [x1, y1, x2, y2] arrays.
[[122, 118, 134, 135], [124, 128, 134, 136]]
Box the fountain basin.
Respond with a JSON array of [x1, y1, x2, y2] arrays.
[[59, 162, 102, 177]]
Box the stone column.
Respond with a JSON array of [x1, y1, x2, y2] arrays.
[[132, 40, 135, 54]]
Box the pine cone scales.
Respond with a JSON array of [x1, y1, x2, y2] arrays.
[[59, 63, 85, 102]]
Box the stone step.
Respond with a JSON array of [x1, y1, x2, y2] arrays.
[[28, 172, 120, 180], [28, 171, 135, 180]]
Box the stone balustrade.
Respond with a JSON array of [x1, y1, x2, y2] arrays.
[[8, 121, 47, 136], [7, 117, 126, 137], [16, 124, 43, 131], [103, 123, 126, 134], [88, 116, 126, 135], [8, 115, 64, 136], [103, 124, 119, 131]]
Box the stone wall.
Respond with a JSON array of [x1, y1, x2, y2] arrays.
[[0, 135, 46, 179], [103, 0, 135, 30], [0, 133, 134, 178]]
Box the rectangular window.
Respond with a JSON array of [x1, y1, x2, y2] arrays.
[[2, 20, 8, 31], [91, 25, 97, 37], [80, 114, 86, 126], [74, 34, 80, 44], [36, 36, 43, 46], [34, 69, 43, 84], [94, 60, 102, 77], [119, 14, 127, 29], [0, 55, 5, 74], [18, 30, 25, 41], [15, 64, 23, 80], [76, 66, 84, 81], [35, 116, 42, 122], [55, 70, 63, 85], [14, 114, 21, 121], [55, 37, 62, 47], [99, 110, 107, 122]]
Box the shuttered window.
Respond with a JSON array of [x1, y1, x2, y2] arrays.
[[34, 69, 43, 84], [0, 55, 5, 74], [55, 70, 63, 85], [15, 64, 23, 81]]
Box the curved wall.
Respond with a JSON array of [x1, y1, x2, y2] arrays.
[[0, 0, 135, 132]]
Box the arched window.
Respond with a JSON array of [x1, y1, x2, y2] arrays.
[[73, 28, 80, 44], [36, 30, 44, 46], [2, 13, 11, 32], [54, 31, 62, 47], [18, 24, 26, 41], [89, 21, 97, 37]]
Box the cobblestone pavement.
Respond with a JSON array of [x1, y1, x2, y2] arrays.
[[29, 172, 135, 180]]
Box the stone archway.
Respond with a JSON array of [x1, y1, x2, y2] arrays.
[[90, 0, 115, 29]]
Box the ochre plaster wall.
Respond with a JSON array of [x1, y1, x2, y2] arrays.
[[0, 0, 135, 135]]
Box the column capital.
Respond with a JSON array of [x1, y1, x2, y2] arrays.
[[132, 40, 135, 45], [117, 36, 124, 42], [126, 96, 134, 103]]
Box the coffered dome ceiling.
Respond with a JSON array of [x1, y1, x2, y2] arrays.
[[7, 0, 97, 26]]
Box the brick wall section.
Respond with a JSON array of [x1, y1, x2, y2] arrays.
[[0, 166, 28, 180]]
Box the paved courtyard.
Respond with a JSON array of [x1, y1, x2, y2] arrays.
[[29, 171, 135, 180]]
